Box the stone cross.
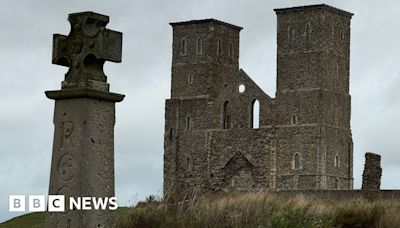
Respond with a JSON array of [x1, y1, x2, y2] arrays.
[[52, 11, 122, 87], [45, 11, 124, 228]]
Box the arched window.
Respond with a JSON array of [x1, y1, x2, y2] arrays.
[[335, 178, 339, 189], [339, 29, 344, 42], [188, 74, 194, 84], [288, 26, 295, 44], [196, 37, 203, 54], [186, 116, 192, 130], [294, 153, 301, 170], [217, 39, 222, 55], [229, 41, 233, 57], [335, 155, 339, 168], [180, 38, 187, 55], [187, 157, 193, 172], [251, 99, 260, 129], [291, 114, 298, 125], [305, 23, 311, 42], [222, 101, 231, 129]]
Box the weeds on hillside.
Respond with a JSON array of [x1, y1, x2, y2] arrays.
[[116, 192, 400, 228]]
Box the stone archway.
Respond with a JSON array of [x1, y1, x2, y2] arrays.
[[222, 151, 256, 191]]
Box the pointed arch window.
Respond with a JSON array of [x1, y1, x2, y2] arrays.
[[222, 101, 231, 129], [196, 37, 203, 54], [180, 38, 187, 55], [251, 99, 260, 129], [294, 153, 301, 170]]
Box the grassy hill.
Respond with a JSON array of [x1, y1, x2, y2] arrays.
[[0, 212, 45, 228], [2, 192, 400, 227]]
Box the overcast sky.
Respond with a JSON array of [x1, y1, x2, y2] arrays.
[[1, 0, 399, 223]]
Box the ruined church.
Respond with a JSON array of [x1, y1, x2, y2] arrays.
[[164, 4, 354, 198]]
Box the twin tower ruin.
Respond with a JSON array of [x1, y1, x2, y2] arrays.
[[164, 4, 354, 198], [45, 3, 356, 227]]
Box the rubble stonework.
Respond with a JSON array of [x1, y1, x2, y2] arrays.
[[164, 4, 354, 200], [362, 153, 382, 190], [45, 12, 124, 227]]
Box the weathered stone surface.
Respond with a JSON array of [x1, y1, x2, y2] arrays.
[[362, 152, 382, 190], [52, 11, 122, 89], [164, 4, 354, 200], [45, 11, 123, 228]]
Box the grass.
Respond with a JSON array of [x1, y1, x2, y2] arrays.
[[0, 212, 45, 228], [2, 192, 400, 228]]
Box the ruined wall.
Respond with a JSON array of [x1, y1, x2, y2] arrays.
[[362, 153, 382, 190], [164, 5, 354, 200]]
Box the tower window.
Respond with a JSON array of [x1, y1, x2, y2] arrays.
[[291, 114, 298, 125], [217, 39, 222, 55], [169, 128, 173, 141], [251, 99, 260, 129], [335, 155, 340, 168], [196, 37, 203, 54], [288, 26, 295, 44], [305, 23, 311, 42], [187, 157, 193, 172], [294, 153, 301, 170], [188, 74, 194, 84], [180, 38, 187, 55], [340, 30, 344, 42], [186, 116, 192, 130], [229, 41, 234, 57], [222, 101, 231, 129]]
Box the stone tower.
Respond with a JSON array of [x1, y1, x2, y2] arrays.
[[170, 19, 242, 99], [164, 4, 354, 200], [273, 5, 353, 189], [45, 12, 123, 227]]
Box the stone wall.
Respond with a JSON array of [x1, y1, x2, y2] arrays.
[[362, 152, 382, 190]]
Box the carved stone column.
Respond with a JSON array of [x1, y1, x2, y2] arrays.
[[45, 11, 124, 228]]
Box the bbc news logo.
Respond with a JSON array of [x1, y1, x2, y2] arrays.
[[9, 195, 118, 212]]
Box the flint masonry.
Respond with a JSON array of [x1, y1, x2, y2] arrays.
[[164, 4, 354, 199]]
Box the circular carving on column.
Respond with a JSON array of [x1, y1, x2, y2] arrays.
[[57, 153, 75, 181], [63, 121, 74, 138], [56, 185, 73, 215]]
